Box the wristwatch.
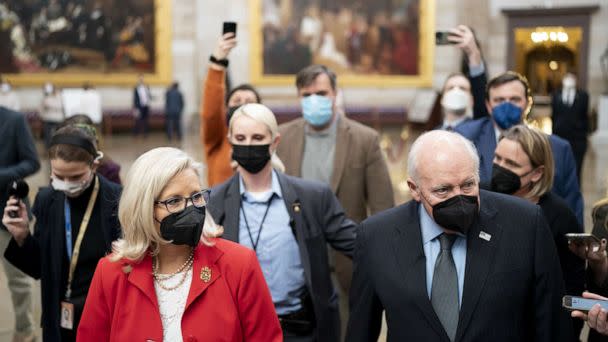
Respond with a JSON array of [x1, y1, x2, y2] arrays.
[[209, 55, 229, 67]]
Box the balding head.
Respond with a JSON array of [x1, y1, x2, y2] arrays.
[[407, 131, 480, 219], [408, 130, 479, 183]]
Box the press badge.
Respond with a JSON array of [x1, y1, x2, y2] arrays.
[[60, 301, 74, 330]]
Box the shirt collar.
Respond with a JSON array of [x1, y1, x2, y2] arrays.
[[419, 202, 465, 245], [419, 202, 444, 245], [443, 116, 467, 129], [238, 170, 283, 202]]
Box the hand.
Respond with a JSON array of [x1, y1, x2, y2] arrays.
[[211, 33, 237, 68], [2, 197, 30, 246], [448, 25, 482, 67], [568, 237, 608, 263], [572, 292, 608, 336]]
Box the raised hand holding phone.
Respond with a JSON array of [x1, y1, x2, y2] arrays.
[[210, 23, 238, 69], [2, 197, 30, 246]]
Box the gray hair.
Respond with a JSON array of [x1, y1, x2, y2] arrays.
[[295, 64, 337, 91], [407, 130, 480, 182]]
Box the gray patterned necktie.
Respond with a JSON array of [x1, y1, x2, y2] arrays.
[[431, 233, 459, 341]]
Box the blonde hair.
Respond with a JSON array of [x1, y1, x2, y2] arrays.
[[110, 147, 222, 262], [228, 103, 286, 172], [500, 125, 554, 199]]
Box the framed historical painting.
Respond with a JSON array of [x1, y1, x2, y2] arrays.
[[0, 0, 171, 86], [250, 0, 435, 87]]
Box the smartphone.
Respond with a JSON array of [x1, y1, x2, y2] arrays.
[[435, 31, 457, 45], [563, 296, 608, 312], [223, 21, 237, 37], [565, 233, 601, 245]]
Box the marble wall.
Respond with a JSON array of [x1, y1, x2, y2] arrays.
[[9, 0, 608, 124]]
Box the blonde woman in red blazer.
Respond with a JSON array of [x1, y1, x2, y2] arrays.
[[77, 147, 281, 342]]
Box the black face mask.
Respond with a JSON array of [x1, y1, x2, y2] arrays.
[[490, 164, 535, 195], [226, 106, 240, 126], [232, 144, 271, 174], [431, 195, 479, 234], [159, 205, 205, 246], [490, 164, 521, 194]]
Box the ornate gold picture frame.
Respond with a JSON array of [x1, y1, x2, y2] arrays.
[[0, 0, 171, 86], [249, 0, 434, 87]]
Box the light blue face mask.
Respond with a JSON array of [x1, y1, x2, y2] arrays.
[[492, 101, 523, 130], [301, 94, 333, 127]]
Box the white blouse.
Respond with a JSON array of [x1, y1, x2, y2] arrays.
[[154, 268, 193, 342]]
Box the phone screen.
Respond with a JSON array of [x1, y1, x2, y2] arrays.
[[435, 31, 456, 45], [223, 22, 237, 37], [563, 296, 608, 311]]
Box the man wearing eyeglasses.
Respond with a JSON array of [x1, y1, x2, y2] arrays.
[[453, 71, 583, 225]]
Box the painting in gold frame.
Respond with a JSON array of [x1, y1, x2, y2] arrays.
[[0, 0, 171, 86], [250, 0, 434, 87]]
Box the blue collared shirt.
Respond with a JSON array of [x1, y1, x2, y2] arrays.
[[420, 203, 467, 306], [238, 171, 306, 315]]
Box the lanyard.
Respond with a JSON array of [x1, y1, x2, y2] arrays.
[[63, 176, 99, 300], [241, 195, 274, 252]]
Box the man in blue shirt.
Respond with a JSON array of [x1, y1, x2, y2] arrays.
[[347, 130, 572, 342]]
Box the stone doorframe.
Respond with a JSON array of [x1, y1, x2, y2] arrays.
[[502, 5, 599, 88]]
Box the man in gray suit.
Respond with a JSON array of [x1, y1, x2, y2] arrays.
[[0, 106, 40, 342]]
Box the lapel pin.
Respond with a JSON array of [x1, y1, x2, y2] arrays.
[[200, 266, 212, 283], [293, 203, 301, 213], [122, 264, 133, 274], [479, 231, 492, 242]]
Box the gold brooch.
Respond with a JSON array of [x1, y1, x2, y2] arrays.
[[200, 266, 212, 283]]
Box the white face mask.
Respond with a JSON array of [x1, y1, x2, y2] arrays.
[[562, 77, 576, 89], [51, 171, 93, 197], [441, 88, 470, 115], [44, 83, 54, 95]]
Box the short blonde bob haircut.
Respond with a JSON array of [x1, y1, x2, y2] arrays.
[[228, 103, 286, 173], [110, 147, 222, 262], [500, 124, 554, 200]]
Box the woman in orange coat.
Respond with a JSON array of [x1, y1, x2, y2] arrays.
[[201, 32, 261, 187], [76, 147, 281, 341]]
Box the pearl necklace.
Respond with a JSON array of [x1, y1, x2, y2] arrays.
[[153, 249, 194, 291]]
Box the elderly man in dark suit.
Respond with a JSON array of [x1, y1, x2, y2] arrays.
[[0, 106, 40, 342], [347, 130, 572, 342], [276, 65, 394, 322]]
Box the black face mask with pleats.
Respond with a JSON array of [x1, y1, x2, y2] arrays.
[[231, 144, 271, 174]]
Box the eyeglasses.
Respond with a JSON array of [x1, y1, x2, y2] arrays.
[[155, 189, 210, 214]]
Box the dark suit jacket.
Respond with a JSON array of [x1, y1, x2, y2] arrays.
[[551, 89, 589, 141], [207, 172, 357, 342], [588, 202, 608, 342], [346, 190, 573, 342], [4, 175, 121, 342], [454, 117, 584, 224], [0, 106, 40, 230]]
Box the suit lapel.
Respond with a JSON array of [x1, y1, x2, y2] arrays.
[[276, 173, 313, 287], [330, 118, 350, 193], [455, 194, 501, 341], [221, 176, 241, 243], [282, 120, 305, 177], [127, 255, 158, 307], [391, 202, 448, 338], [478, 121, 497, 181], [185, 244, 223, 310]]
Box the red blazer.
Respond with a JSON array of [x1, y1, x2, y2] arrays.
[[77, 239, 282, 342]]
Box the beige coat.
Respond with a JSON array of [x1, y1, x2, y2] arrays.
[[277, 116, 394, 293]]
